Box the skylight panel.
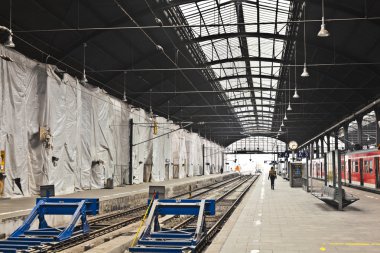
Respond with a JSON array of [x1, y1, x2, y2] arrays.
[[177, 0, 290, 134]]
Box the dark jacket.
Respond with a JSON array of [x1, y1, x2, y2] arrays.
[[268, 170, 277, 180]]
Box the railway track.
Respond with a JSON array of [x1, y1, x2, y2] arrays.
[[161, 175, 259, 253], [25, 174, 247, 252]]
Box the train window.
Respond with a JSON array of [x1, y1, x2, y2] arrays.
[[369, 160, 373, 174], [353, 161, 359, 173]]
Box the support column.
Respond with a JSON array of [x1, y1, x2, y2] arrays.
[[334, 129, 339, 150], [326, 133, 331, 152], [343, 124, 350, 150], [310, 143, 314, 160], [376, 107, 380, 146], [357, 116, 363, 147], [128, 119, 134, 185], [315, 140, 320, 158], [320, 137, 325, 155]]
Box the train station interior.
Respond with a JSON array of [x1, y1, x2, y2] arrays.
[[0, 0, 380, 252]]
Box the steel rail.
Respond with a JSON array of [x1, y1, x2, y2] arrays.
[[85, 174, 240, 226], [195, 175, 260, 252], [171, 175, 257, 230], [27, 174, 242, 252]]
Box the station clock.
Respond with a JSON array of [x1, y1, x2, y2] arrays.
[[289, 140, 298, 151]]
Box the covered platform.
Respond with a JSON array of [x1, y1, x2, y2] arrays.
[[206, 171, 380, 253]]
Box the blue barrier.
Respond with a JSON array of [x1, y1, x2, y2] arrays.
[[130, 199, 215, 253], [0, 198, 99, 252]]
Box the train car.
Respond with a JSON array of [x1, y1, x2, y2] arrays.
[[341, 155, 346, 184], [344, 149, 380, 189]]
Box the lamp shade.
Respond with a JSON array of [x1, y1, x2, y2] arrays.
[[318, 23, 330, 37], [293, 90, 300, 99], [301, 64, 309, 77]]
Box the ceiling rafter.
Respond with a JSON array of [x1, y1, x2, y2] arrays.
[[190, 31, 286, 43]]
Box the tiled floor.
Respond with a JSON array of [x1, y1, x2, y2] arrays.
[[206, 171, 380, 253]]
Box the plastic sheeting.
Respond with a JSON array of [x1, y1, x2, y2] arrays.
[[131, 109, 152, 184], [151, 117, 173, 182], [0, 45, 226, 197], [0, 45, 129, 197], [171, 128, 188, 179]]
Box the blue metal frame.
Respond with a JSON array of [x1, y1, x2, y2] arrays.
[[0, 198, 99, 253], [130, 199, 215, 253]]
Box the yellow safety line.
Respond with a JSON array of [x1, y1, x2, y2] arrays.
[[320, 242, 380, 251], [130, 192, 157, 247]]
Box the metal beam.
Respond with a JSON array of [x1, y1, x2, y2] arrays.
[[226, 96, 276, 103], [190, 32, 286, 43], [202, 56, 283, 66], [214, 74, 279, 82]]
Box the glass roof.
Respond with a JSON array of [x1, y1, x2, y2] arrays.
[[226, 136, 287, 153], [177, 0, 291, 135]]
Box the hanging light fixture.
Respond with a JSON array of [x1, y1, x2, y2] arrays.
[[317, 0, 330, 37], [287, 103, 293, 111], [4, 0, 15, 48], [284, 113, 288, 121], [279, 127, 282, 133], [301, 1, 309, 77], [281, 121, 285, 127], [367, 135, 370, 141], [122, 71, 127, 102], [293, 41, 300, 99], [80, 43, 88, 84], [287, 68, 292, 111]]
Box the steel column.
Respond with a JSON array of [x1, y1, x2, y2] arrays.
[[334, 129, 339, 150], [326, 133, 331, 152], [320, 137, 325, 155], [357, 116, 363, 146], [376, 107, 380, 145], [315, 140, 320, 158], [343, 124, 350, 150]]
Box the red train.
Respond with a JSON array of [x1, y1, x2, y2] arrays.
[[309, 148, 380, 189]]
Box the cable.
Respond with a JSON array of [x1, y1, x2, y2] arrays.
[[85, 60, 380, 72], [11, 33, 181, 121], [13, 16, 380, 33], [113, 0, 231, 129]]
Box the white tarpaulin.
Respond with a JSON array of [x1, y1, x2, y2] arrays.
[[171, 128, 187, 179], [203, 139, 210, 175], [185, 131, 198, 177], [0, 45, 226, 196], [151, 117, 173, 182], [0, 45, 130, 197], [193, 133, 202, 176], [131, 109, 152, 184]]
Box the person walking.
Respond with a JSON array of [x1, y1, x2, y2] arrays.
[[268, 167, 277, 190]]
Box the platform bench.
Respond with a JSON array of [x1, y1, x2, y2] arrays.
[[312, 186, 359, 209]]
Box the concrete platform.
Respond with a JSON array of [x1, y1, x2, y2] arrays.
[[206, 170, 380, 253], [0, 172, 237, 236]]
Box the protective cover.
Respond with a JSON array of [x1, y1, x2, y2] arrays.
[[151, 117, 173, 182], [0, 45, 129, 197], [203, 139, 210, 175], [0, 45, 224, 197], [131, 109, 152, 184]]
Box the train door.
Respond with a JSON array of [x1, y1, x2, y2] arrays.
[[363, 158, 376, 188], [359, 158, 364, 186], [375, 157, 380, 188], [348, 159, 352, 184]]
